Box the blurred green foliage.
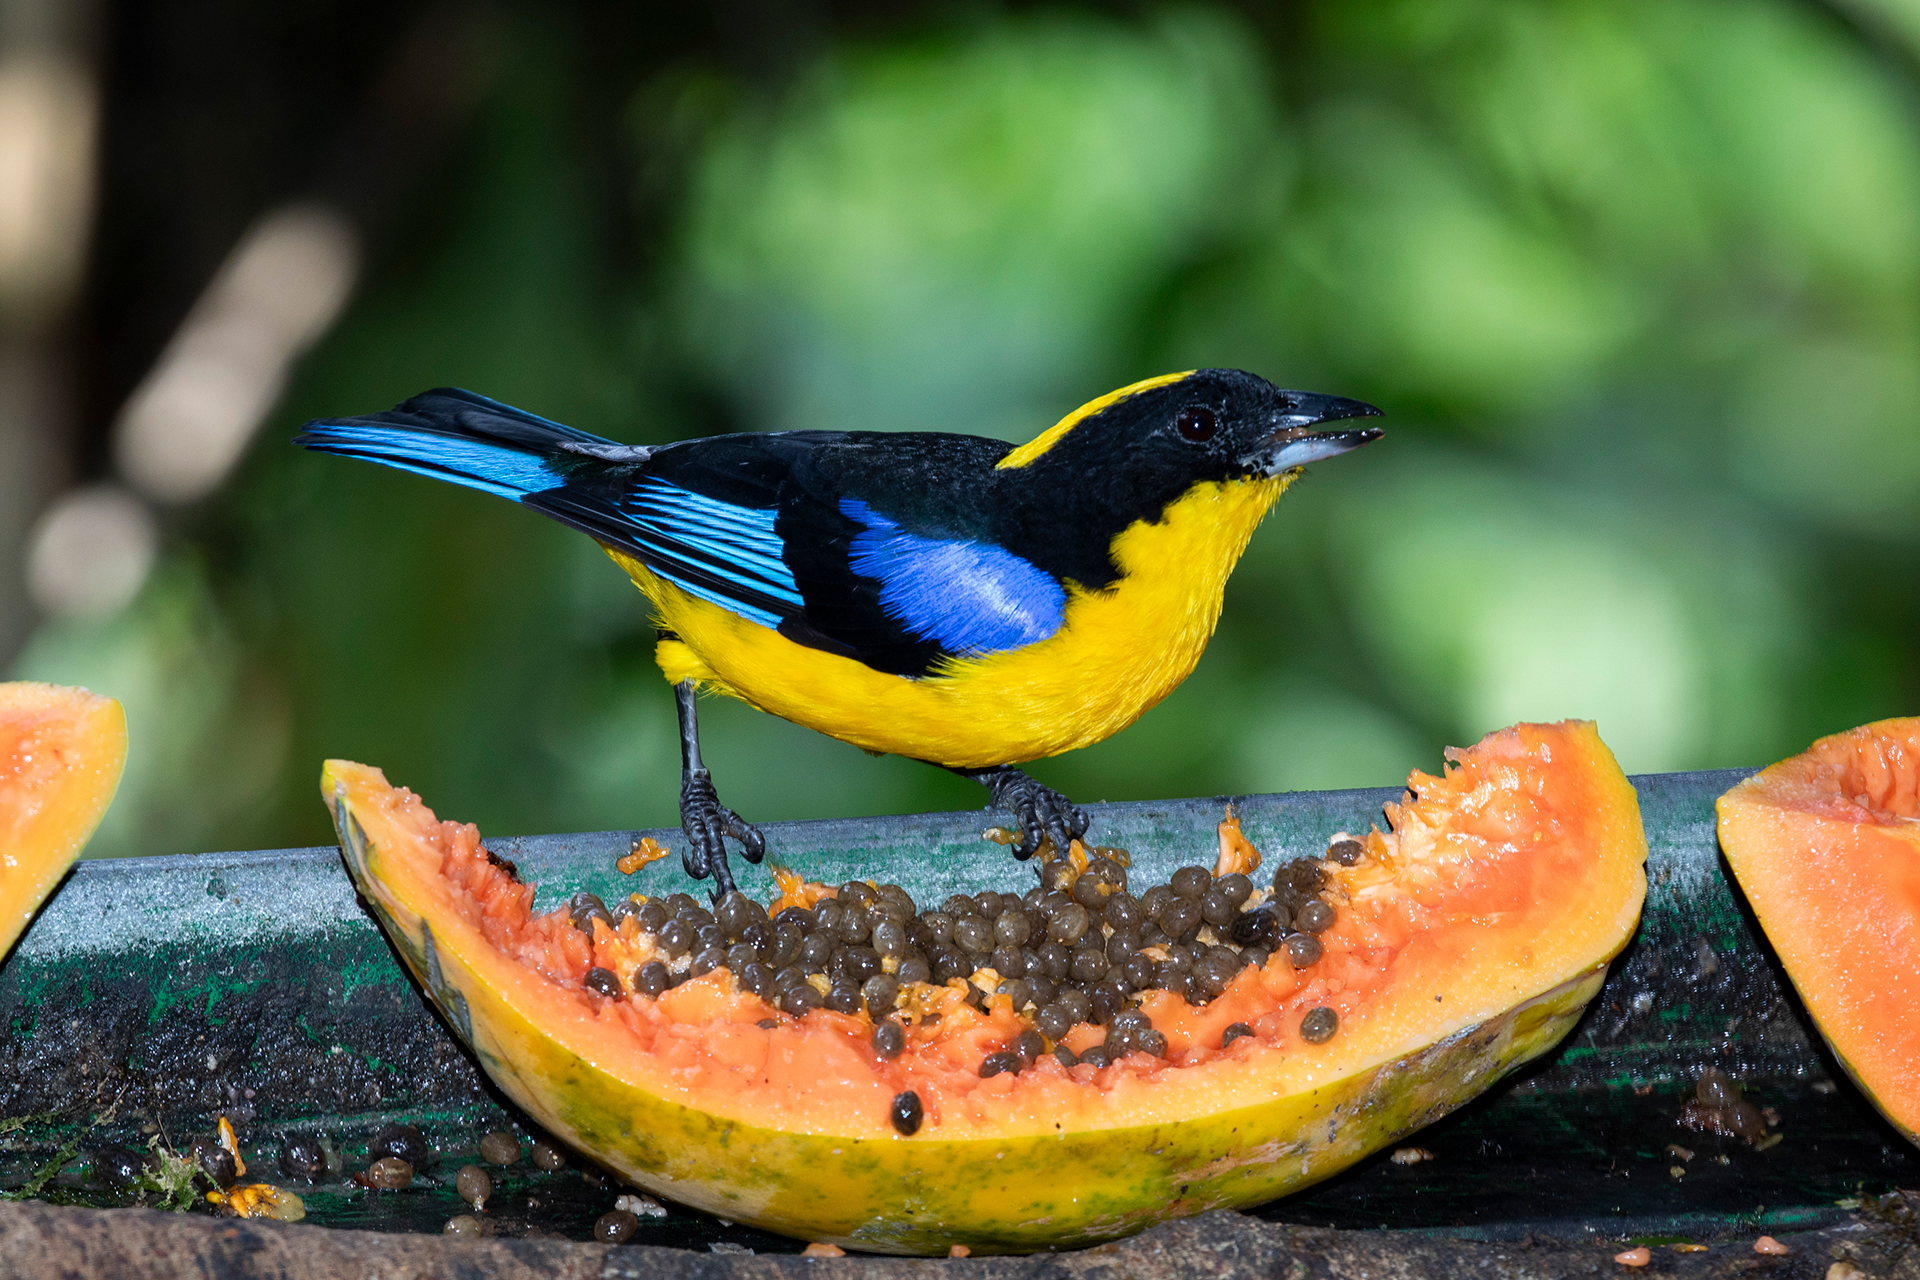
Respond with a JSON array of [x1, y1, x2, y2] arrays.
[[16, 0, 1917, 859]]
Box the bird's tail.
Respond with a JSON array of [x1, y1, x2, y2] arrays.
[[294, 388, 638, 501]]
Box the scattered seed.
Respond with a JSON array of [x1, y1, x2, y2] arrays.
[[478, 1131, 520, 1165], [191, 1140, 237, 1189], [1729, 1100, 1768, 1141], [1390, 1147, 1433, 1165], [1753, 1236, 1789, 1256], [890, 1091, 924, 1136], [1300, 1007, 1339, 1044], [369, 1123, 428, 1168], [803, 1241, 848, 1257], [444, 1214, 483, 1237], [1328, 839, 1364, 865], [278, 1136, 326, 1181], [530, 1140, 566, 1171], [454, 1164, 490, 1209], [949, 1244, 972, 1258], [1696, 1068, 1741, 1108], [597, 1210, 639, 1243], [365, 1156, 413, 1190], [90, 1145, 150, 1189], [1614, 1246, 1650, 1267]]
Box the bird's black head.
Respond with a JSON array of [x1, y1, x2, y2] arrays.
[[985, 369, 1382, 590], [1000, 368, 1381, 483]]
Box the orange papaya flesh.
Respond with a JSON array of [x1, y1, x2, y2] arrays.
[[1717, 717, 1920, 1146], [322, 719, 1646, 1253], [0, 681, 127, 961]]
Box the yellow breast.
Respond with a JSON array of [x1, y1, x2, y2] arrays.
[[612, 474, 1287, 769]]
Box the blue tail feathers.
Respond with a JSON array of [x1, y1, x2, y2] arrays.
[[294, 388, 621, 501]]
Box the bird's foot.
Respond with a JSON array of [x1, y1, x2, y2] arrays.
[[679, 768, 766, 899], [965, 766, 1088, 862]]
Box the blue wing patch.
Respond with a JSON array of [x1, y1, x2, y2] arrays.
[[841, 499, 1064, 656], [622, 480, 801, 629]]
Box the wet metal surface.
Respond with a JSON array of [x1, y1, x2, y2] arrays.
[[0, 769, 1914, 1247]]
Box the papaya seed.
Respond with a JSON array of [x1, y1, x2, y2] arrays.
[[478, 1131, 520, 1165], [1300, 1007, 1339, 1044], [1696, 1069, 1741, 1108], [278, 1135, 326, 1181], [365, 1156, 413, 1190], [1285, 933, 1324, 967], [890, 1091, 924, 1136], [872, 1019, 905, 1059]]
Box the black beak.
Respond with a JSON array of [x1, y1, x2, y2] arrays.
[[1250, 392, 1384, 475]]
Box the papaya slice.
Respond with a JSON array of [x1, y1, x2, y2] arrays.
[[1, 681, 127, 960], [1717, 717, 1920, 1146], [322, 719, 1645, 1253]]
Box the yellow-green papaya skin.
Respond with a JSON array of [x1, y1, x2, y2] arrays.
[[326, 776, 1613, 1255]]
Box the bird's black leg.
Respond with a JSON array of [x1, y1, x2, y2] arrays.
[[956, 765, 1089, 862], [675, 680, 765, 899]]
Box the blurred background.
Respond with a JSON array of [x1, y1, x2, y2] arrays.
[[4, 0, 1915, 859]]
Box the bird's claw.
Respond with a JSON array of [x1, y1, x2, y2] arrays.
[[679, 768, 766, 900], [975, 767, 1088, 862]]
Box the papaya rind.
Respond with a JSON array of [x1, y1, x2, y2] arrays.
[[325, 768, 1623, 1254], [1716, 717, 1920, 1148], [0, 682, 127, 961]]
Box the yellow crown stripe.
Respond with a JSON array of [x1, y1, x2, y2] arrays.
[[995, 371, 1196, 470]]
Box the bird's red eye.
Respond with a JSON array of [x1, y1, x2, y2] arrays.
[[1176, 406, 1217, 442]]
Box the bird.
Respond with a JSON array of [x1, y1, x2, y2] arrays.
[[296, 369, 1381, 897]]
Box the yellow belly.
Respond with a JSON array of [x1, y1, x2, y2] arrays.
[[610, 476, 1287, 769]]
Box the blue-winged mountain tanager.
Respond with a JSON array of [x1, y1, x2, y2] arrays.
[[296, 369, 1381, 897]]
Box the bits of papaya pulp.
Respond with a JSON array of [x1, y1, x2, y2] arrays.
[[619, 836, 670, 875]]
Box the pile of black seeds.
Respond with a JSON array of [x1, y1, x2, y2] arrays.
[[568, 836, 1366, 1072]]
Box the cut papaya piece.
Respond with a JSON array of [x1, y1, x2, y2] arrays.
[[321, 719, 1646, 1253], [1, 681, 127, 960], [1717, 718, 1920, 1146]]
